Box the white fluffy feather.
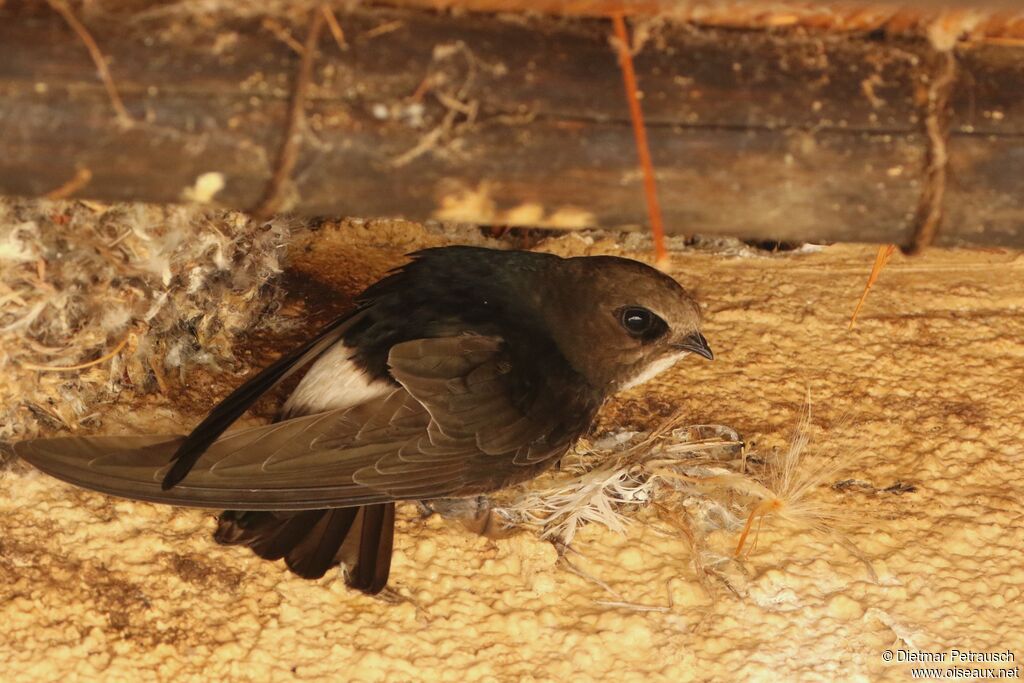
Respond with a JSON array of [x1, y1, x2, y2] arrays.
[[282, 342, 391, 416]]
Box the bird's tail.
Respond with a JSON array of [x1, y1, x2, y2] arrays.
[[214, 503, 395, 594], [10, 435, 397, 593]]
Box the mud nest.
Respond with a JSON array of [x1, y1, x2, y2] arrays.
[[0, 198, 293, 439]]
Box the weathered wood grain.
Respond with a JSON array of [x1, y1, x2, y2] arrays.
[[0, 1, 1021, 246]]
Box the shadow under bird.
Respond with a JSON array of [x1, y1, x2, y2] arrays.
[[14, 246, 712, 594]]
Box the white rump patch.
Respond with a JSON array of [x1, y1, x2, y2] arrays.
[[282, 343, 392, 417]]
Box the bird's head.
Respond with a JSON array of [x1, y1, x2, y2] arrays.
[[541, 255, 712, 392]]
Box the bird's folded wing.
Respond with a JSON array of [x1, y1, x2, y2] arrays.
[[15, 335, 570, 510], [162, 308, 366, 489]]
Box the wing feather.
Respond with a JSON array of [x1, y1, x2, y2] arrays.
[[15, 334, 595, 510], [161, 309, 367, 489]]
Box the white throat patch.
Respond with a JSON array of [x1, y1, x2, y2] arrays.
[[282, 342, 392, 417], [620, 351, 688, 391]]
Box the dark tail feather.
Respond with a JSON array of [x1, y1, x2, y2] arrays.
[[285, 507, 359, 579], [215, 504, 395, 594], [250, 510, 325, 560], [350, 503, 395, 594]]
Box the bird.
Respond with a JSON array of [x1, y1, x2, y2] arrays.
[[14, 246, 712, 594]]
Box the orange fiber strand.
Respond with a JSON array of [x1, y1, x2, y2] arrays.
[[20, 335, 130, 372], [611, 13, 669, 266], [849, 244, 897, 329], [734, 499, 781, 557]]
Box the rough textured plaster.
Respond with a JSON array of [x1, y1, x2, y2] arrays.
[[2, 226, 1022, 682]]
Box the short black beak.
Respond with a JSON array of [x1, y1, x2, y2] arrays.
[[674, 332, 714, 360]]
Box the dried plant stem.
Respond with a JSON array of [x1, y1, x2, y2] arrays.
[[617, 411, 692, 459], [148, 353, 169, 394], [20, 335, 129, 372], [364, 20, 403, 39], [611, 13, 668, 267], [320, 4, 348, 51], [977, 36, 1024, 47], [644, 468, 699, 485], [559, 555, 623, 598], [849, 244, 897, 328], [251, 9, 325, 219], [850, 48, 956, 327], [905, 50, 956, 255], [46, 0, 132, 126], [734, 498, 782, 557], [45, 168, 93, 200], [261, 18, 305, 54]]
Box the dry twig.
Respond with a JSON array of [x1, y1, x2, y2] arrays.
[[45, 168, 93, 201], [849, 244, 897, 328], [611, 13, 669, 267], [261, 18, 305, 55], [905, 50, 957, 255], [46, 0, 132, 126], [320, 4, 348, 51], [251, 9, 325, 219], [20, 335, 129, 372]]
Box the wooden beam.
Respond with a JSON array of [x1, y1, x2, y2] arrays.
[[0, 1, 1022, 247]]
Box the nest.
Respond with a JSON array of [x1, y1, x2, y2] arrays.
[[0, 198, 292, 439], [494, 404, 873, 595]]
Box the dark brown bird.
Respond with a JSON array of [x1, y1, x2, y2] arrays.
[[14, 247, 712, 594]]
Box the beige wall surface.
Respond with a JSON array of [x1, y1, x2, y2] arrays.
[[1, 216, 1022, 681]]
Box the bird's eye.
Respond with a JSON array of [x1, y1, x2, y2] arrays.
[[620, 307, 655, 335]]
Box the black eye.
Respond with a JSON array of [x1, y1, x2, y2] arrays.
[[620, 307, 655, 335]]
